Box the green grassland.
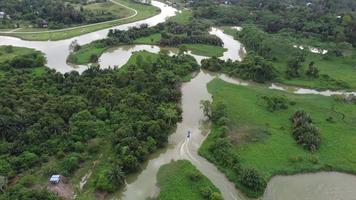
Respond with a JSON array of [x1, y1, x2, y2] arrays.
[[168, 10, 193, 25], [184, 44, 227, 57], [134, 33, 162, 44], [157, 160, 222, 200], [200, 78, 356, 197], [0, 46, 37, 63], [67, 41, 109, 65], [224, 27, 356, 90], [68, 41, 226, 65], [83, 1, 131, 19], [0, 46, 45, 77], [0, 0, 160, 41]]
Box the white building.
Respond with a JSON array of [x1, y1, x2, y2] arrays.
[[0, 12, 5, 19]]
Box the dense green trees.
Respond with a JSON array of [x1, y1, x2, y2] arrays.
[[192, 0, 356, 46], [0, 50, 198, 197], [290, 110, 321, 152], [201, 53, 277, 83]]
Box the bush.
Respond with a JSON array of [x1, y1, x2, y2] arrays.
[[261, 95, 289, 112], [290, 110, 321, 152], [19, 175, 36, 187], [60, 154, 80, 175], [187, 171, 203, 182], [239, 168, 266, 192], [200, 186, 213, 199], [210, 192, 223, 200]]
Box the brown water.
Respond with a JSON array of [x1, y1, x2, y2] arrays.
[[264, 172, 356, 200], [118, 71, 245, 200], [114, 28, 246, 200], [0, 1, 176, 73], [1, 4, 356, 199]]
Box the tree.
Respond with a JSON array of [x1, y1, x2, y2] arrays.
[[286, 56, 303, 78], [69, 40, 81, 52], [306, 61, 319, 78], [291, 110, 321, 152], [200, 100, 212, 119], [107, 165, 125, 188]]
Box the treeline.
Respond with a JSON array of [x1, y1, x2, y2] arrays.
[[290, 110, 321, 152], [106, 20, 223, 47], [200, 100, 266, 197], [0, 0, 120, 29], [192, 0, 356, 46], [0, 51, 198, 199], [201, 53, 277, 83], [107, 23, 165, 43], [160, 34, 222, 47]]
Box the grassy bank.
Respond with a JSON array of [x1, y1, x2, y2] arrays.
[[0, 46, 46, 76], [157, 160, 222, 200], [168, 10, 192, 25], [224, 26, 356, 90], [200, 78, 356, 197], [0, 0, 160, 41], [185, 44, 226, 57], [68, 41, 226, 65]]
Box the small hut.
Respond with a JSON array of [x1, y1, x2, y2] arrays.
[[49, 175, 61, 184]]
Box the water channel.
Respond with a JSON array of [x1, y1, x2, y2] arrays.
[[0, 1, 356, 200]]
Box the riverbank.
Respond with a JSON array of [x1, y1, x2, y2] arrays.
[[67, 10, 227, 65], [0, 0, 160, 41], [200, 77, 356, 198], [223, 26, 356, 91], [0, 46, 46, 77], [156, 160, 223, 200]]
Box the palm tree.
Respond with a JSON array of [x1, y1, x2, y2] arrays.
[[107, 165, 125, 188]]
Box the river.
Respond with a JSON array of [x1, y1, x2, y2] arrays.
[[1, 1, 356, 200]]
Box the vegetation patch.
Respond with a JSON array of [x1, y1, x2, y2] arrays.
[[184, 44, 227, 57], [0, 0, 160, 41], [157, 160, 222, 200], [0, 50, 198, 199], [200, 78, 356, 198]]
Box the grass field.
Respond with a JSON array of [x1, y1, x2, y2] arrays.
[[0, 46, 39, 63], [134, 33, 162, 44], [224, 27, 356, 90], [83, 1, 131, 19], [68, 41, 226, 65], [200, 78, 356, 197], [184, 44, 227, 57], [0, 46, 46, 76], [168, 10, 192, 25], [67, 42, 109, 65], [0, 0, 160, 41], [157, 160, 222, 200]]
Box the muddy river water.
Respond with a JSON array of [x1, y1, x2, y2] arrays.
[[1, 1, 356, 200]]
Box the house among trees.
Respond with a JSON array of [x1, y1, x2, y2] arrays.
[[0, 12, 5, 19], [38, 19, 48, 28], [49, 175, 61, 184]]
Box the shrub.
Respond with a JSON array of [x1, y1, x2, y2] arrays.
[[187, 171, 203, 182], [239, 168, 266, 192], [261, 95, 289, 112], [19, 175, 36, 187], [210, 192, 224, 200], [290, 110, 321, 152], [200, 186, 213, 199]]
